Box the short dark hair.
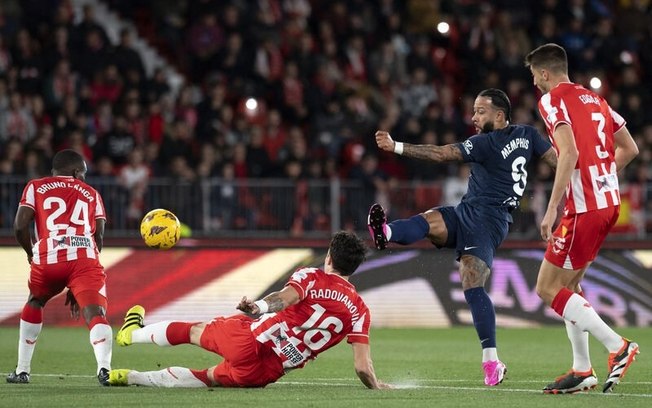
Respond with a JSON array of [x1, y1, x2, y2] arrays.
[[329, 231, 367, 276], [524, 43, 568, 74], [52, 149, 85, 174], [478, 88, 512, 121]]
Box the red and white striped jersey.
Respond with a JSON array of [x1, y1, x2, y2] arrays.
[[251, 267, 370, 371], [537, 82, 625, 214], [19, 176, 106, 265]]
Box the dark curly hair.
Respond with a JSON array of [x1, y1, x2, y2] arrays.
[[329, 231, 367, 276]]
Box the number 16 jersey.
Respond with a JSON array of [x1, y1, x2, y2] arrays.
[[19, 175, 106, 265], [251, 267, 370, 371]]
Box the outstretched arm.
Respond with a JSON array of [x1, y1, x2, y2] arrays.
[[375, 130, 463, 163], [237, 285, 300, 314], [352, 342, 392, 389]]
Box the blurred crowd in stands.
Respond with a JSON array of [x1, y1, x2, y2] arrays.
[[0, 0, 650, 233]]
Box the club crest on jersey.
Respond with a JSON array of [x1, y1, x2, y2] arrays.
[[463, 140, 473, 154], [552, 235, 566, 254]]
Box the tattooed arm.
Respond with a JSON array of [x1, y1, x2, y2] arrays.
[[375, 130, 463, 162], [541, 147, 558, 170], [237, 285, 301, 314]]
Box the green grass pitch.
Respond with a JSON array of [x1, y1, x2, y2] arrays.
[[1, 326, 650, 407]]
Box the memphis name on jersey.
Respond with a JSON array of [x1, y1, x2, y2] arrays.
[[250, 267, 369, 370]]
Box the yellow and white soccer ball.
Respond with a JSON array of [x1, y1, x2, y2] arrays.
[[140, 209, 181, 249]]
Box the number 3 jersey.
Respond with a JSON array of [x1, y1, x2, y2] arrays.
[[19, 175, 106, 265], [250, 267, 370, 371], [538, 82, 625, 215]]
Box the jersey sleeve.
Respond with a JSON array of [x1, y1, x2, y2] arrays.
[[285, 267, 320, 300], [347, 303, 370, 344], [456, 134, 489, 163], [529, 127, 553, 157], [94, 189, 106, 220], [608, 106, 626, 133], [539, 93, 572, 132], [19, 182, 36, 210]]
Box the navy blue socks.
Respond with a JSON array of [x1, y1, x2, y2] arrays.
[[388, 215, 430, 245], [464, 287, 497, 349]]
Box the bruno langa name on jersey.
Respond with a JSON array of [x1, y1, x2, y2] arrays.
[[500, 138, 530, 159], [36, 180, 95, 202]]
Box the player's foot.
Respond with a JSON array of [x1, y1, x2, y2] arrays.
[[98, 367, 110, 386], [603, 338, 639, 393], [543, 368, 597, 394], [116, 305, 145, 346], [367, 203, 388, 250], [6, 371, 30, 384], [108, 369, 131, 386], [482, 360, 506, 386]]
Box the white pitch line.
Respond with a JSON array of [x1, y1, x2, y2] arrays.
[[29, 374, 652, 398], [273, 381, 652, 398]]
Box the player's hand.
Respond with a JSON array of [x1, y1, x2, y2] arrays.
[[540, 206, 557, 244], [375, 131, 396, 153], [64, 290, 80, 320], [236, 296, 258, 314]]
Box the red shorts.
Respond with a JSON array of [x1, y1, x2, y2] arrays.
[[544, 206, 619, 270], [200, 315, 284, 387], [29, 258, 107, 308]]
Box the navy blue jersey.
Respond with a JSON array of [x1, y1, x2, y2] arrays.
[[455, 124, 551, 221]]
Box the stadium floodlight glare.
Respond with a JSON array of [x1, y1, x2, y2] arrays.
[[245, 98, 258, 110], [589, 77, 602, 90], [620, 51, 633, 65], [437, 21, 450, 35]]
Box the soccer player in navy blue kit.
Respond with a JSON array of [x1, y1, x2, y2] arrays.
[[368, 89, 557, 386]]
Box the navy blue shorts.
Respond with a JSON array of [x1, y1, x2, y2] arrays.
[[435, 202, 509, 268]]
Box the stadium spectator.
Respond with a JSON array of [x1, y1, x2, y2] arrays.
[[6, 149, 113, 385], [525, 43, 640, 394], [0, 0, 650, 236], [107, 231, 392, 389], [367, 89, 557, 386]]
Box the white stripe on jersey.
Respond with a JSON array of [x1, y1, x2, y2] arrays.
[[25, 184, 35, 208], [570, 169, 587, 213], [540, 94, 556, 124], [66, 227, 78, 261], [559, 98, 571, 123], [609, 106, 626, 131]]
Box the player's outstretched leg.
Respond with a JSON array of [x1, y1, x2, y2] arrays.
[[116, 305, 145, 346], [367, 203, 388, 250], [603, 338, 640, 393], [109, 367, 210, 387], [543, 369, 597, 394], [6, 371, 30, 384]]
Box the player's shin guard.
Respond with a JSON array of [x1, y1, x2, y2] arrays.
[[464, 288, 497, 351], [128, 367, 210, 387], [16, 304, 43, 374], [89, 316, 113, 373], [387, 215, 429, 245]]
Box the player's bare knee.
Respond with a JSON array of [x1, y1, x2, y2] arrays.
[[459, 257, 490, 289], [423, 211, 447, 243], [189, 323, 207, 345]]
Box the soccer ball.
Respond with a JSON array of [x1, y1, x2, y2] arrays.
[[140, 209, 181, 249]]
